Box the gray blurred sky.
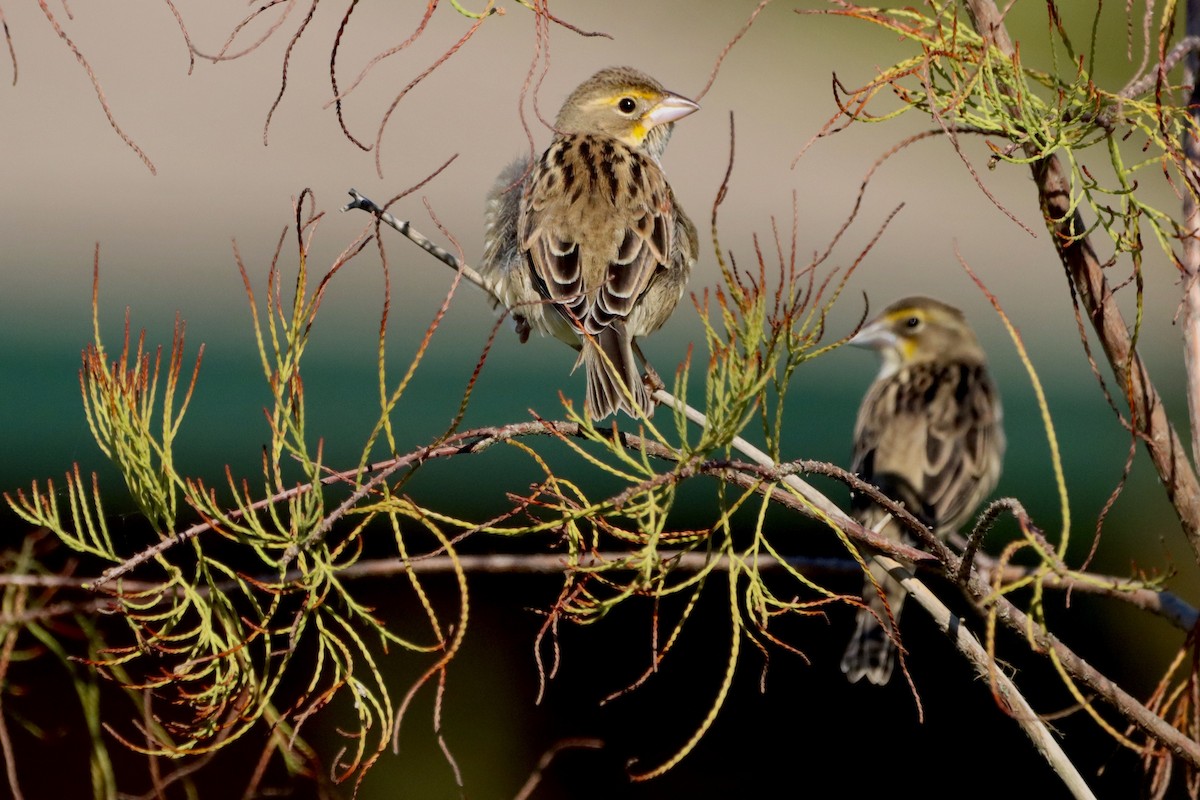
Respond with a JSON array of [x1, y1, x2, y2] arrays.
[[0, 2, 1191, 549], [2, 1, 1179, 334]]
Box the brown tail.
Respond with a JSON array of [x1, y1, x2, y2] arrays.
[[840, 557, 907, 685], [583, 325, 652, 420]]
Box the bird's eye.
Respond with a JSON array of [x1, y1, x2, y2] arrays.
[[904, 315, 922, 330], [617, 97, 637, 114]]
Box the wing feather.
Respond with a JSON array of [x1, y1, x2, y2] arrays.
[[851, 361, 1002, 535], [519, 133, 673, 335]]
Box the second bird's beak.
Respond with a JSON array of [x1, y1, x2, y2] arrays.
[[850, 320, 904, 380], [849, 321, 896, 351], [645, 93, 700, 129]]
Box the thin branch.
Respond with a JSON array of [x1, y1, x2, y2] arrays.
[[343, 188, 497, 299], [873, 553, 1097, 800], [14, 544, 1195, 633], [511, 738, 605, 800], [34, 0, 155, 173], [371, 10, 494, 179], [0, 5, 17, 86], [1121, 35, 1200, 99], [693, 0, 771, 102]]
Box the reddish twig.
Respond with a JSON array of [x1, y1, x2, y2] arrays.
[[694, 0, 772, 102], [0, 4, 17, 85], [35, 0, 156, 173]]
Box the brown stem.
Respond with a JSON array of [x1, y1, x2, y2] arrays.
[[1182, 1, 1200, 480], [960, 0, 1200, 563]]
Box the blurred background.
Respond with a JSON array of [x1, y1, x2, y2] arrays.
[[0, 1, 1193, 797]]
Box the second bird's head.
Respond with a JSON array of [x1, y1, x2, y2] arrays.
[[851, 296, 987, 380], [555, 66, 699, 161]]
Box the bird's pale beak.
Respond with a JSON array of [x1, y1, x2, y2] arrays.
[[848, 322, 895, 350], [645, 93, 700, 129]]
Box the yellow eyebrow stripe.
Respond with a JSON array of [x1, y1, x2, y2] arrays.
[[608, 89, 657, 103]]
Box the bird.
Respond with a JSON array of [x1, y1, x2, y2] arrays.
[[480, 66, 699, 420], [839, 296, 1005, 685]]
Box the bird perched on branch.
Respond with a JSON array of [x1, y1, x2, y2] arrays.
[[481, 66, 699, 420], [840, 296, 1005, 685]]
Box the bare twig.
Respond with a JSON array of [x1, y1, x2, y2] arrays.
[[873, 553, 1097, 800], [189, 0, 295, 63], [372, 10, 494, 179], [34, 0, 155, 173], [260, 0, 318, 147], [511, 738, 605, 800], [1121, 35, 1200, 99], [343, 188, 498, 299], [10, 547, 1194, 622], [694, 0, 771, 102], [0, 5, 17, 85]]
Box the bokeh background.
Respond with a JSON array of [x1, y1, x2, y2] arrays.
[[0, 1, 1194, 797]]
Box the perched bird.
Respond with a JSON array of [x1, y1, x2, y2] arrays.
[[480, 66, 699, 419], [840, 296, 1005, 685]]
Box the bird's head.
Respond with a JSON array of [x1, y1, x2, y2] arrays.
[[850, 296, 986, 378], [555, 66, 699, 160]]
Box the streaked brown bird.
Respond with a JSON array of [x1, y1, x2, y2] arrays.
[[480, 66, 699, 419], [840, 296, 1005, 685]]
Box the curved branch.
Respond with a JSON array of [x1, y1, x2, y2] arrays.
[[35, 0, 155, 173]]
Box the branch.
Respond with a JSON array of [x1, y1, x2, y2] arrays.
[[1121, 35, 1200, 99], [19, 536, 1197, 633], [653, 388, 1095, 794], [1181, 2, 1200, 480], [345, 192, 1200, 776], [35, 0, 156, 174], [343, 188, 498, 301], [873, 554, 1097, 800], [959, 1, 1200, 565]]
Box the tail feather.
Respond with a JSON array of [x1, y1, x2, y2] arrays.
[[840, 558, 907, 685], [583, 325, 652, 420]]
